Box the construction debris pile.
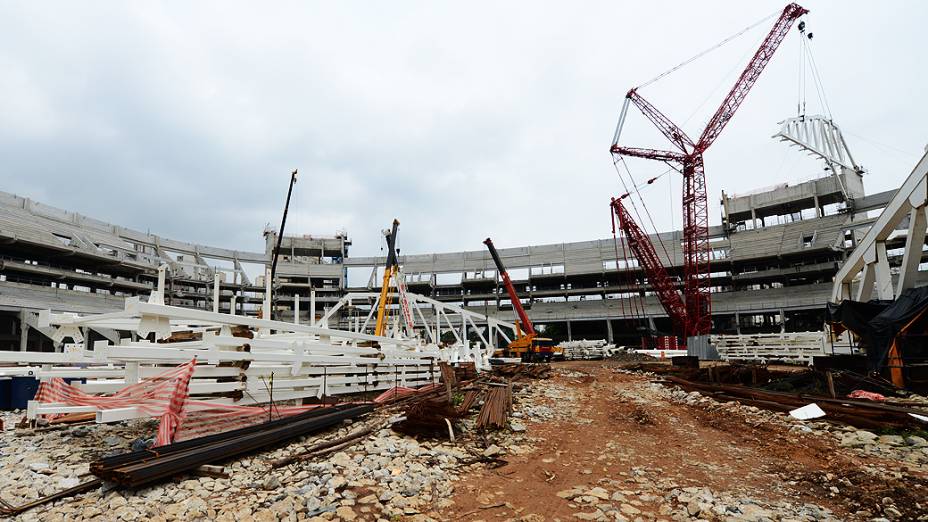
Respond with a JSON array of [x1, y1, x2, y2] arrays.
[[0, 360, 553, 521], [628, 361, 928, 432], [391, 363, 546, 438], [91, 404, 375, 488], [559, 340, 614, 360]]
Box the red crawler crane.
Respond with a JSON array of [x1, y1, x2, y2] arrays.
[[610, 3, 808, 339]]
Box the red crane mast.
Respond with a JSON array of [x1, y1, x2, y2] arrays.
[[610, 3, 808, 338]]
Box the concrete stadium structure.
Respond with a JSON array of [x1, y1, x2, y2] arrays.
[[344, 173, 895, 345], [3, 151, 916, 350]]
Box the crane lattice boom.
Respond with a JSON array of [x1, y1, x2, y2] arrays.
[[611, 197, 687, 337], [697, 3, 809, 153], [609, 3, 807, 338]]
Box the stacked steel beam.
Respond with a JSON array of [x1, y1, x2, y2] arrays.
[[476, 383, 512, 429], [91, 404, 373, 487], [665, 376, 928, 430]]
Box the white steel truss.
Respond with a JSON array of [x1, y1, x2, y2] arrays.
[[774, 115, 861, 174], [0, 271, 443, 422], [319, 291, 517, 366], [833, 150, 928, 301]]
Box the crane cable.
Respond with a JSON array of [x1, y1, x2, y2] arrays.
[[636, 8, 781, 90], [612, 157, 673, 324], [611, 205, 646, 325], [805, 37, 833, 120], [610, 161, 648, 324], [667, 172, 678, 274], [681, 29, 767, 130], [614, 156, 674, 268], [609, 207, 628, 320], [623, 165, 677, 194], [797, 21, 807, 116], [796, 19, 832, 119]]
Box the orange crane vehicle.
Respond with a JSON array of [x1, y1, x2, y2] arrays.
[[374, 219, 401, 338], [373, 219, 415, 339], [483, 238, 557, 361]]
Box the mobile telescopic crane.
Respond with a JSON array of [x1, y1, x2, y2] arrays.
[[373, 219, 416, 340], [374, 219, 401, 337], [484, 238, 556, 361]]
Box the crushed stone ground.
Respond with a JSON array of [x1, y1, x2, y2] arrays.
[[1, 360, 927, 521]]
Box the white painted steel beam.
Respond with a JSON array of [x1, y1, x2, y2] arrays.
[[833, 151, 928, 301]]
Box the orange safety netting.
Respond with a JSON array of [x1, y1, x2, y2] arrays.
[[35, 358, 197, 446], [373, 382, 443, 404], [174, 402, 325, 442], [34, 359, 327, 445]]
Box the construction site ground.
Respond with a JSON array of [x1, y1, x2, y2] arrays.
[[439, 360, 928, 521], [5, 359, 928, 521]]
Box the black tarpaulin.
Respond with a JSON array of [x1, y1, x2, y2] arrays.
[[825, 299, 890, 338], [868, 287, 928, 368], [828, 287, 928, 369]]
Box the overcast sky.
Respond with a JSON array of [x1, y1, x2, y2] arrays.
[[1, 1, 925, 259]]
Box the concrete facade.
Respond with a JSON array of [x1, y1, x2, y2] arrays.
[[0, 170, 918, 349]]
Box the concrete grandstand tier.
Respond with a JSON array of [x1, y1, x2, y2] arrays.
[[0, 172, 913, 350]]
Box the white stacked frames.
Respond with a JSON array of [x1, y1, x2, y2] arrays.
[[4, 295, 441, 423]]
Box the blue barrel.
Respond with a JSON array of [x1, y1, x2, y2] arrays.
[[11, 377, 39, 410], [0, 379, 11, 410]]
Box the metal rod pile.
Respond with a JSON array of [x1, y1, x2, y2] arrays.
[[664, 376, 928, 430], [476, 383, 512, 430], [493, 363, 551, 380], [91, 404, 374, 487], [269, 423, 380, 468], [0, 479, 102, 516]]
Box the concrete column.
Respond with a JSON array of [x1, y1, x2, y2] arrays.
[[263, 267, 272, 319], [779, 309, 786, 333], [751, 208, 758, 229], [606, 319, 614, 344], [856, 262, 875, 301], [310, 288, 316, 326], [566, 320, 572, 342], [212, 272, 221, 314], [734, 312, 741, 335], [19, 310, 28, 352], [813, 194, 822, 217]]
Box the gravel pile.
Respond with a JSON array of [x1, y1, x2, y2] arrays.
[[0, 380, 544, 522], [557, 481, 839, 521]]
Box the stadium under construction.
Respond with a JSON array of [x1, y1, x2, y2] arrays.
[[2, 113, 923, 354]]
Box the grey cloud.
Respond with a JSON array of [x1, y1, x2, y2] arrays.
[[0, 1, 925, 260]]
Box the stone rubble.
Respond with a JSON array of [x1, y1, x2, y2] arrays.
[[2, 366, 928, 521], [0, 384, 539, 522]]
